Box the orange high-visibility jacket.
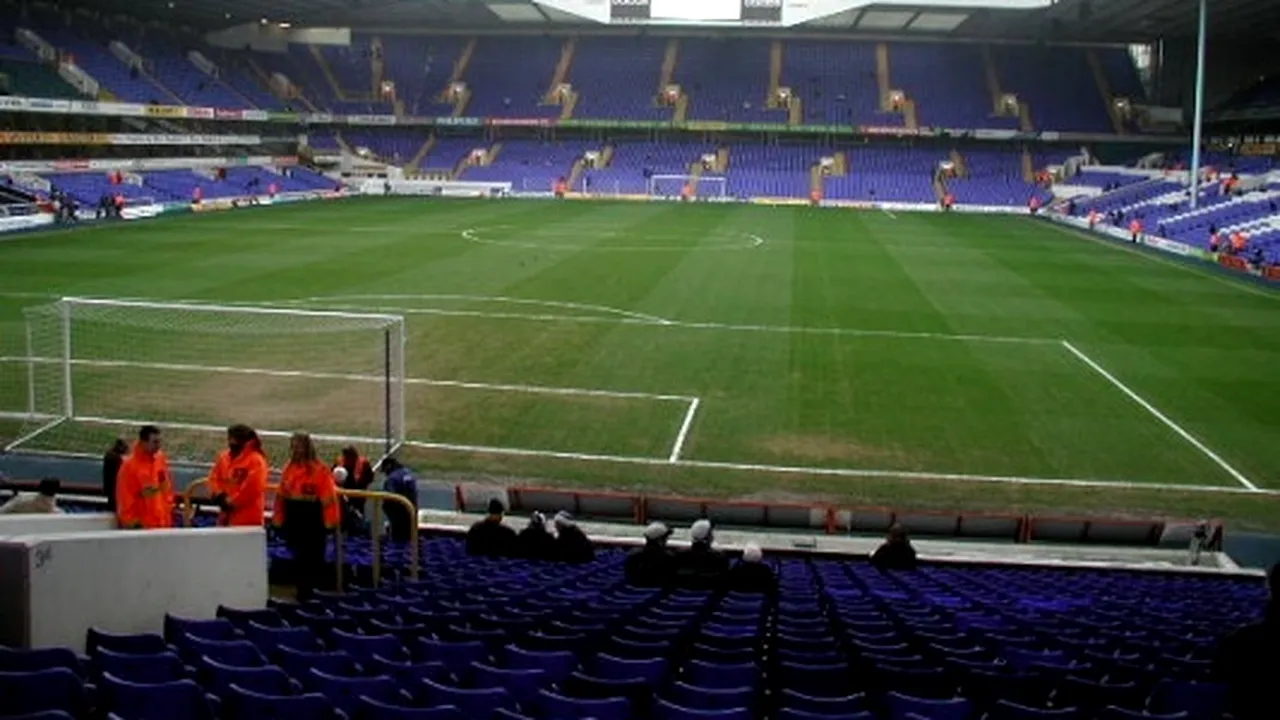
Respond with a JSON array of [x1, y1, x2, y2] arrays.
[[116, 442, 174, 529], [273, 460, 340, 529], [333, 454, 371, 489], [209, 441, 269, 527]]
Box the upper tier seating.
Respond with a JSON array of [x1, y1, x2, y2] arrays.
[[376, 34, 463, 117], [569, 36, 671, 121], [784, 41, 890, 127], [0, 534, 1264, 720], [992, 47, 1112, 133], [890, 43, 1018, 130], [463, 36, 561, 119], [676, 39, 785, 124]]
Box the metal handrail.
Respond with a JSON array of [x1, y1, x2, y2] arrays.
[[334, 489, 420, 588], [181, 477, 280, 526]]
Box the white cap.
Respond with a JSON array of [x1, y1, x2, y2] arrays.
[[644, 522, 670, 541], [690, 519, 713, 543], [742, 543, 763, 563], [554, 510, 574, 528], [332, 466, 348, 483]]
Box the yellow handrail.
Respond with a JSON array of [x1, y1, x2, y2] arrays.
[[182, 478, 280, 526], [335, 489, 420, 588]]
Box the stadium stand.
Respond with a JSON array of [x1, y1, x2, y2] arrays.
[[0, 528, 1265, 720], [569, 36, 671, 121]]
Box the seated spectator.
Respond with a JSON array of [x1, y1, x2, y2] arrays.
[[517, 511, 556, 561], [675, 519, 730, 589], [553, 511, 594, 564], [380, 457, 418, 544], [725, 543, 775, 594], [871, 523, 918, 571], [1212, 563, 1279, 720], [625, 522, 676, 587], [466, 498, 516, 557], [0, 477, 62, 515]]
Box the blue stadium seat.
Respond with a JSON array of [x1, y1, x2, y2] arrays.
[[330, 628, 410, 664], [245, 623, 324, 657], [86, 629, 170, 657], [305, 667, 409, 717], [775, 661, 851, 697], [592, 653, 669, 686], [502, 645, 576, 683], [469, 662, 546, 705], [682, 659, 756, 690], [418, 638, 488, 677], [223, 684, 341, 720], [1148, 680, 1228, 720], [275, 646, 361, 680], [365, 655, 451, 687], [163, 615, 240, 644], [418, 677, 514, 718], [217, 606, 287, 629], [652, 698, 752, 720], [664, 681, 756, 711], [988, 700, 1080, 720], [98, 672, 217, 720], [198, 657, 302, 698], [532, 688, 632, 720], [0, 668, 89, 718], [1098, 708, 1189, 720], [776, 710, 874, 720], [0, 646, 86, 676], [885, 692, 973, 720], [184, 637, 267, 668], [356, 696, 462, 720], [92, 648, 188, 684], [777, 689, 867, 716]]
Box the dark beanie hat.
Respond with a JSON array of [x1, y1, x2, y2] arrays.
[[487, 498, 505, 515], [38, 477, 61, 497]]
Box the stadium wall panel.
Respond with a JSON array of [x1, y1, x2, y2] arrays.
[[0, 512, 116, 537], [0, 527, 266, 651]]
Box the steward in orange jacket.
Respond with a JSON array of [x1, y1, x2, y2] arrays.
[[208, 424, 269, 527], [116, 425, 174, 529], [274, 432, 339, 600]]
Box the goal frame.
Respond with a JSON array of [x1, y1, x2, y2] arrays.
[[647, 174, 727, 199], [8, 296, 408, 462]]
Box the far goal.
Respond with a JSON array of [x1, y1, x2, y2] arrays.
[[647, 174, 727, 200], [8, 297, 407, 466]]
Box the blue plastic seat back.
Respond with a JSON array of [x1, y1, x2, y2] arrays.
[[99, 672, 215, 720], [470, 662, 546, 704], [0, 646, 85, 677], [306, 667, 401, 717], [593, 653, 669, 685], [653, 698, 752, 720], [1149, 680, 1228, 720], [217, 606, 286, 629], [330, 628, 409, 663], [418, 638, 488, 676], [0, 668, 89, 717], [778, 689, 867, 716], [199, 657, 298, 698], [989, 700, 1080, 720], [275, 646, 359, 680], [163, 615, 240, 644], [886, 692, 973, 720], [665, 681, 756, 711], [356, 696, 461, 720], [418, 678, 513, 719], [777, 711, 874, 720], [3, 711, 78, 720], [226, 684, 338, 720], [365, 655, 451, 687], [87, 628, 169, 658], [93, 648, 187, 684], [532, 688, 632, 720], [1099, 708, 1188, 720], [186, 637, 267, 668], [246, 623, 324, 657], [685, 659, 758, 690]]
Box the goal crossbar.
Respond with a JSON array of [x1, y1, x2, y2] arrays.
[[60, 296, 404, 323], [647, 174, 727, 196]]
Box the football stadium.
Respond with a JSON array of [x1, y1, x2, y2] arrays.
[[0, 0, 1278, 718]]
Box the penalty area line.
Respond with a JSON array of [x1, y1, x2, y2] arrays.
[[1060, 340, 1260, 492], [668, 397, 701, 463]]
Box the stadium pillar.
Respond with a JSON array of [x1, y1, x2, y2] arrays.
[[1188, 0, 1208, 210]]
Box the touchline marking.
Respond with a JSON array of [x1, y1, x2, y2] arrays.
[[0, 357, 694, 403], [462, 226, 766, 252], [400, 440, 1278, 496], [880, 208, 899, 220], [1060, 340, 1260, 492], [294, 293, 674, 325], [668, 398, 701, 463]]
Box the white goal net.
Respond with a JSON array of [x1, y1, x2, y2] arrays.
[[648, 174, 728, 200], [8, 297, 407, 466]]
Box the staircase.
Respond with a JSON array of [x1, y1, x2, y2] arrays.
[[408, 134, 436, 172], [336, 132, 354, 155], [933, 176, 948, 203], [567, 158, 586, 190], [981, 45, 1003, 114], [451, 86, 472, 116], [600, 144, 615, 167], [686, 160, 704, 192], [767, 41, 783, 108], [544, 38, 576, 103], [901, 100, 918, 130], [715, 147, 730, 173], [1018, 103, 1034, 132], [788, 96, 803, 125], [1021, 150, 1035, 183], [810, 165, 825, 196], [451, 38, 477, 85], [310, 44, 348, 101], [875, 43, 892, 110], [949, 150, 968, 178], [674, 93, 689, 122], [1086, 49, 1126, 135], [250, 58, 318, 111], [370, 37, 384, 96], [483, 143, 502, 166], [658, 38, 679, 94], [834, 152, 848, 176], [560, 91, 578, 120], [452, 142, 492, 179]]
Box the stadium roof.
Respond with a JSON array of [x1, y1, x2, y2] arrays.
[[86, 0, 1280, 43]]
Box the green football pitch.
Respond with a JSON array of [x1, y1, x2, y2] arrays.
[[1, 197, 1278, 529]]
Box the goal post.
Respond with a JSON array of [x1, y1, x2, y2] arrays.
[[9, 297, 407, 466], [648, 174, 727, 199]]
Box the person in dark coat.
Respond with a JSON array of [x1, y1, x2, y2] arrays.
[[725, 543, 776, 594], [1212, 563, 1280, 720], [466, 498, 517, 557], [102, 438, 128, 512], [625, 522, 677, 587], [553, 511, 594, 564], [675, 519, 730, 589], [379, 457, 418, 544], [516, 511, 557, 561], [871, 523, 918, 571]]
